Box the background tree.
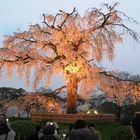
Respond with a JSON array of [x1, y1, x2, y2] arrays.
[[0, 87, 25, 114], [0, 87, 25, 100], [7, 94, 62, 117], [0, 3, 140, 114], [0, 99, 9, 114]]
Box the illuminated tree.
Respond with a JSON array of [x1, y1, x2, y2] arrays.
[[6, 94, 62, 117], [0, 3, 140, 114]]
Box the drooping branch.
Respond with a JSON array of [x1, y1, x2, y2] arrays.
[[0, 3, 139, 111], [97, 71, 140, 105], [111, 23, 139, 42], [99, 71, 140, 84]]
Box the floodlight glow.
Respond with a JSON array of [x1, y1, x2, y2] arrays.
[[94, 110, 98, 114], [87, 111, 91, 114], [65, 62, 82, 74]]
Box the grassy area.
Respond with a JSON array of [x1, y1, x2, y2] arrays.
[[95, 121, 120, 140], [95, 122, 131, 140], [59, 121, 132, 140]]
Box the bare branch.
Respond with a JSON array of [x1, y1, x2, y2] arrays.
[[42, 13, 51, 27], [58, 7, 76, 29], [102, 2, 119, 11], [0, 62, 4, 70], [52, 13, 60, 27], [111, 23, 140, 42], [49, 85, 66, 96], [117, 11, 138, 24], [99, 71, 140, 83]]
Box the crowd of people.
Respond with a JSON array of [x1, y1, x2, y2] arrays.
[[30, 119, 102, 140], [0, 112, 140, 140]]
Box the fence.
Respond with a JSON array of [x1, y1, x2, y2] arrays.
[[31, 112, 117, 123]]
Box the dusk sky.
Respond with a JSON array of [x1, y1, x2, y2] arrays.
[[0, 0, 140, 91]]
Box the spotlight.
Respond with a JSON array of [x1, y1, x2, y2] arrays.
[[94, 110, 98, 114], [87, 111, 90, 114]]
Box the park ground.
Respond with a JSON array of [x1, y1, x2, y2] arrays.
[[10, 118, 132, 140]]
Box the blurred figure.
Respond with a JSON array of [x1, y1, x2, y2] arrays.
[[0, 113, 16, 140], [64, 123, 74, 140], [56, 128, 63, 140], [88, 123, 102, 140], [39, 124, 57, 140], [69, 119, 95, 140], [131, 113, 140, 140], [38, 121, 61, 140]]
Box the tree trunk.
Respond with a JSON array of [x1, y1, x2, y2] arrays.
[[116, 105, 122, 121], [17, 106, 20, 117], [66, 76, 78, 114]]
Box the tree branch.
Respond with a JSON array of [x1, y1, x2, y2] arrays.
[[49, 85, 66, 96], [58, 7, 76, 29], [99, 71, 140, 83], [42, 13, 51, 27]]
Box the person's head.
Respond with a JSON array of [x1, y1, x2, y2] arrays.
[[43, 125, 55, 135], [0, 114, 10, 135], [0, 113, 6, 123], [88, 123, 96, 132], [88, 123, 95, 128], [74, 119, 86, 129], [45, 122, 57, 128]]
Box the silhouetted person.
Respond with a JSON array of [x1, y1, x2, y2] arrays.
[[0, 113, 16, 140], [132, 113, 140, 140], [88, 123, 102, 140], [39, 124, 57, 140], [56, 128, 63, 140], [65, 123, 74, 140], [69, 119, 95, 140]]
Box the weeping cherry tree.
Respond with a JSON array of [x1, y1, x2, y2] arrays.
[[0, 3, 140, 114]]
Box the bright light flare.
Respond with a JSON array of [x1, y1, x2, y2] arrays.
[[87, 111, 91, 114], [94, 110, 98, 114], [65, 62, 82, 74]]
